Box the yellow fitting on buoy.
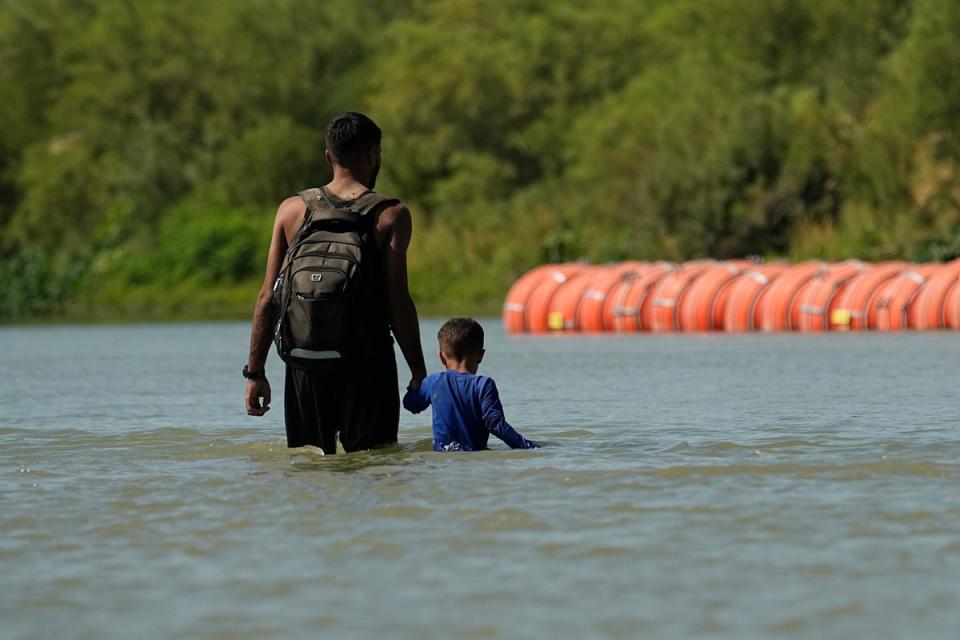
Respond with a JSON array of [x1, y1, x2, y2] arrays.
[[831, 309, 851, 325], [548, 311, 565, 331]]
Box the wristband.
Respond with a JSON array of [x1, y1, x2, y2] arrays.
[[242, 365, 266, 380]]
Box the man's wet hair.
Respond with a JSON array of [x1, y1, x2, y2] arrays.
[[438, 317, 484, 360], [325, 112, 382, 165]]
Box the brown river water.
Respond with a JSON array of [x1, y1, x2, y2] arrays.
[[2, 320, 958, 639]]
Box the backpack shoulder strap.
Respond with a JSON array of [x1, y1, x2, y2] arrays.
[[297, 188, 331, 218], [293, 188, 346, 237], [349, 191, 401, 217], [294, 189, 400, 232]]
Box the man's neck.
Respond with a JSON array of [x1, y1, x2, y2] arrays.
[[326, 168, 371, 200]]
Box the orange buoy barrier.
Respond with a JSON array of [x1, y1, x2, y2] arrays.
[[576, 262, 647, 332], [722, 264, 787, 333], [523, 264, 590, 333], [944, 279, 960, 330], [908, 259, 960, 330], [605, 262, 674, 332], [795, 260, 867, 333], [647, 260, 715, 332], [545, 267, 602, 332], [829, 262, 907, 331], [871, 264, 939, 331], [677, 262, 743, 332], [756, 261, 827, 332], [503, 265, 552, 334], [504, 259, 960, 334]]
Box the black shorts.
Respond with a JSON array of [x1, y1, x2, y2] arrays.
[[283, 346, 399, 453]]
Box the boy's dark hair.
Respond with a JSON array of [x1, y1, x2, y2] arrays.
[[325, 112, 382, 164], [438, 317, 484, 360]]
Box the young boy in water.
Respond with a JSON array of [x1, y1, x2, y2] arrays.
[[403, 317, 539, 452]]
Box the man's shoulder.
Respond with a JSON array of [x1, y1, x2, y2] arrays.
[[376, 197, 409, 224], [277, 194, 307, 221], [373, 196, 412, 250]]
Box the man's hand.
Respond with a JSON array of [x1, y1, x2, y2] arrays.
[[407, 375, 425, 392], [245, 378, 271, 416]]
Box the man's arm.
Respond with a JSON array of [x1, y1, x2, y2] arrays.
[[380, 204, 428, 389], [245, 196, 304, 416], [480, 378, 539, 449], [402, 374, 433, 414]]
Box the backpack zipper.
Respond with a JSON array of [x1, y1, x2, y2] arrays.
[[289, 265, 350, 281], [290, 237, 363, 254], [293, 250, 362, 271]]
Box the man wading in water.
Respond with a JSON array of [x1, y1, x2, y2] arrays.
[[243, 112, 427, 453]]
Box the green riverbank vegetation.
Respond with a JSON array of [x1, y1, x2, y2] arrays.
[[2, 0, 959, 321]]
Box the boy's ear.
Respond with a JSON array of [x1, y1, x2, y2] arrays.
[[477, 349, 485, 363], [439, 349, 447, 367]]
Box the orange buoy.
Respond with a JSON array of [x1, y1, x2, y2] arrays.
[[503, 266, 552, 334], [789, 277, 819, 330], [577, 262, 648, 332], [908, 259, 960, 330], [605, 262, 674, 332], [647, 260, 716, 332], [711, 261, 763, 330], [870, 265, 939, 331], [677, 262, 743, 332], [603, 275, 637, 333], [545, 267, 602, 332], [751, 266, 788, 330], [829, 262, 907, 331], [795, 260, 868, 332], [523, 264, 590, 333], [944, 279, 960, 330], [722, 264, 788, 333], [756, 261, 828, 332]]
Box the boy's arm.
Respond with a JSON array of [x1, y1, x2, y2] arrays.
[[402, 374, 433, 414], [480, 379, 539, 449]]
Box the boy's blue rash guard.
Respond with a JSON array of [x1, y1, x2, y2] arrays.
[[403, 370, 539, 452]]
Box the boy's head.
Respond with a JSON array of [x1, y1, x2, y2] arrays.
[[437, 317, 485, 370]]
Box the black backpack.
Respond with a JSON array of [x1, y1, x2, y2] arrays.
[[272, 187, 398, 370]]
